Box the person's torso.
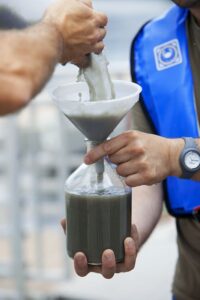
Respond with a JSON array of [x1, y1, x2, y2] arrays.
[[131, 8, 200, 300], [173, 14, 200, 300]]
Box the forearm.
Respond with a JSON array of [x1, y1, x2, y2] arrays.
[[0, 22, 62, 115], [132, 183, 163, 248]]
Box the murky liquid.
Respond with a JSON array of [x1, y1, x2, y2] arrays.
[[66, 114, 122, 142], [66, 187, 132, 265]]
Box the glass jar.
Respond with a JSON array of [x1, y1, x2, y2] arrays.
[[65, 141, 132, 265]]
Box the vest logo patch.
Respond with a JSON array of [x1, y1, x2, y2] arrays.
[[154, 39, 182, 71]]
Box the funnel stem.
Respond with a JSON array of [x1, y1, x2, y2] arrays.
[[86, 140, 105, 188], [95, 158, 104, 185]]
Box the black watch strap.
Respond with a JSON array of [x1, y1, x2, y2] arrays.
[[179, 137, 200, 179]]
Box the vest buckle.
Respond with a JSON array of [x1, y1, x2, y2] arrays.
[[193, 206, 200, 222]]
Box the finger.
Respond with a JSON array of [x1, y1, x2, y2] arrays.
[[116, 160, 138, 177], [74, 252, 89, 277], [84, 135, 129, 164], [116, 238, 136, 273], [125, 173, 149, 187], [104, 133, 132, 155], [97, 27, 107, 42], [60, 219, 66, 233], [84, 142, 107, 164], [101, 249, 116, 279], [93, 41, 104, 54], [131, 224, 139, 253], [109, 147, 135, 164], [124, 237, 137, 271], [110, 141, 145, 164], [95, 12, 108, 27]]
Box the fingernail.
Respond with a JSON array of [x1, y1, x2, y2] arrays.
[[76, 254, 86, 264], [104, 254, 112, 261], [104, 250, 114, 261], [126, 238, 134, 248]]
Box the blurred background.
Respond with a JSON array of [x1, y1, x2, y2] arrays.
[[0, 0, 177, 299]]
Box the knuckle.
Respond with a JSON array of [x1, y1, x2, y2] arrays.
[[129, 130, 139, 139], [89, 34, 98, 44], [96, 13, 108, 26], [138, 146, 145, 156], [148, 169, 157, 185], [125, 177, 133, 187], [140, 160, 149, 171], [122, 130, 139, 144], [101, 14, 108, 26], [123, 131, 133, 141], [142, 170, 153, 183], [127, 144, 137, 155], [104, 141, 112, 154], [87, 10, 93, 19], [116, 165, 124, 176], [135, 139, 145, 153], [109, 154, 117, 164], [134, 146, 145, 156], [95, 44, 104, 54]]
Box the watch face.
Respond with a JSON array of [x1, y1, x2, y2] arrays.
[[185, 151, 200, 170]]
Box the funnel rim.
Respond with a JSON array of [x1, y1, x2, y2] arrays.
[[52, 80, 142, 105]]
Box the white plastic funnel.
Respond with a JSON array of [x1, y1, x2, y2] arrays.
[[52, 80, 142, 141]]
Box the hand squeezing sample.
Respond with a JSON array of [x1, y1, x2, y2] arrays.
[[44, 0, 108, 64], [84, 131, 184, 186], [0, 0, 108, 115]]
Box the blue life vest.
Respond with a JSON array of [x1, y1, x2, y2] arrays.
[[131, 5, 200, 218]]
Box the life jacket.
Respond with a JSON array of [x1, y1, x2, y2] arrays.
[[131, 5, 200, 219]]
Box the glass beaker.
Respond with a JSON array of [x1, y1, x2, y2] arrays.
[[65, 141, 132, 265]]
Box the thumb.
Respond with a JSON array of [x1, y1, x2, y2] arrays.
[[131, 224, 139, 253]]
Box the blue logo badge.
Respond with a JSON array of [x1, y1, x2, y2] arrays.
[[154, 39, 182, 71]]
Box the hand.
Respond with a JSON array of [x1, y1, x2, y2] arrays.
[[61, 219, 139, 279], [84, 131, 184, 186], [71, 54, 90, 68], [43, 0, 107, 64]]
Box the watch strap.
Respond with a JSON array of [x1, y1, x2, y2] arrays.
[[183, 137, 198, 149], [179, 137, 200, 179]]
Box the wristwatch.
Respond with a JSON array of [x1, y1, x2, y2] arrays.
[[179, 137, 200, 179]]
